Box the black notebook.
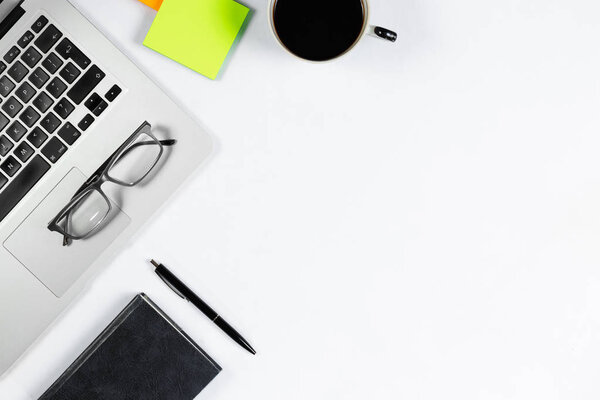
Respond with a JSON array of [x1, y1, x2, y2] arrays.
[[39, 293, 221, 400]]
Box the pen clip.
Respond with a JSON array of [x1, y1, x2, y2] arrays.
[[157, 272, 187, 300]]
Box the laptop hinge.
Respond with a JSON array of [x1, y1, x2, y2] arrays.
[[0, 0, 25, 41]]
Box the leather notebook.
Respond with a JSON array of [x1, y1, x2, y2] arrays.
[[39, 293, 221, 400]]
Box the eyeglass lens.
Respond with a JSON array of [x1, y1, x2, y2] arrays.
[[107, 133, 162, 186], [58, 189, 110, 238]]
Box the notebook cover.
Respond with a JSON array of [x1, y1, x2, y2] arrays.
[[39, 293, 221, 400]]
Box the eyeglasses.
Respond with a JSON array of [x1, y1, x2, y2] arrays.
[[48, 121, 176, 246]]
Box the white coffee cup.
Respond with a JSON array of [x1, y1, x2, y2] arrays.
[[269, 0, 396, 62]]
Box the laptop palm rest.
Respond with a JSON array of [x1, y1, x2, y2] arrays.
[[3, 168, 130, 297]]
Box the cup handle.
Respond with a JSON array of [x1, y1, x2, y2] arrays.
[[373, 26, 397, 43]]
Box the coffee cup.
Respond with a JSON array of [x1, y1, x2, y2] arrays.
[[269, 0, 396, 62]]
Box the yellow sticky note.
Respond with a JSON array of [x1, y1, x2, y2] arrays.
[[143, 0, 249, 80], [138, 0, 163, 11]]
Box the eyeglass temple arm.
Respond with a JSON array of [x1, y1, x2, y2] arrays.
[[122, 139, 176, 155]]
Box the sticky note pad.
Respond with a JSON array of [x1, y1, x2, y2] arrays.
[[138, 0, 163, 11], [143, 0, 250, 80]]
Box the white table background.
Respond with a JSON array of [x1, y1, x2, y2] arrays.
[[2, 0, 600, 398]]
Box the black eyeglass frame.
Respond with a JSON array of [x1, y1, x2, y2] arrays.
[[47, 121, 175, 242]]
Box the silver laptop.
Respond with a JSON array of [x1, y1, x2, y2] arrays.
[[0, 0, 212, 375]]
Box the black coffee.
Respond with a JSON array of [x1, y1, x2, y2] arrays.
[[273, 0, 365, 61]]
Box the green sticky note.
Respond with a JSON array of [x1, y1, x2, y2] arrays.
[[143, 0, 249, 80]]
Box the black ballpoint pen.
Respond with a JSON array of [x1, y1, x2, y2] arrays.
[[150, 260, 256, 355]]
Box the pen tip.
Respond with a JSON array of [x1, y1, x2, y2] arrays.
[[150, 259, 159, 268]]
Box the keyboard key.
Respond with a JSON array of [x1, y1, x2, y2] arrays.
[[78, 113, 94, 131], [53, 97, 74, 119], [19, 106, 40, 127], [27, 127, 47, 148], [0, 135, 13, 156], [41, 52, 62, 74], [84, 92, 101, 110], [2, 96, 23, 118], [92, 99, 108, 117], [34, 24, 62, 53], [57, 122, 80, 145], [17, 31, 35, 49], [0, 172, 6, 190], [40, 112, 60, 133], [3, 46, 20, 63], [0, 61, 6, 74], [59, 61, 80, 84], [1, 155, 20, 177], [28, 67, 49, 88], [105, 84, 122, 102], [16, 82, 36, 103], [32, 91, 53, 113], [32, 16, 48, 33], [0, 155, 50, 222], [46, 77, 67, 98], [41, 137, 67, 163], [55, 38, 90, 69], [6, 120, 27, 141], [0, 76, 15, 97], [0, 112, 8, 131], [13, 141, 33, 163], [67, 65, 104, 104], [8, 61, 29, 83], [20, 46, 42, 68]]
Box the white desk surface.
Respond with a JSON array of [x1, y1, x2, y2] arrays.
[[3, 0, 600, 398]]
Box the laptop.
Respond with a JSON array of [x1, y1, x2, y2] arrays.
[[0, 0, 212, 375]]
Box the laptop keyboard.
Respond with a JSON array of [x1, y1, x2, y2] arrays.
[[0, 15, 122, 223]]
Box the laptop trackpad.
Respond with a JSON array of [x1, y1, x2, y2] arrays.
[[3, 168, 131, 297]]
